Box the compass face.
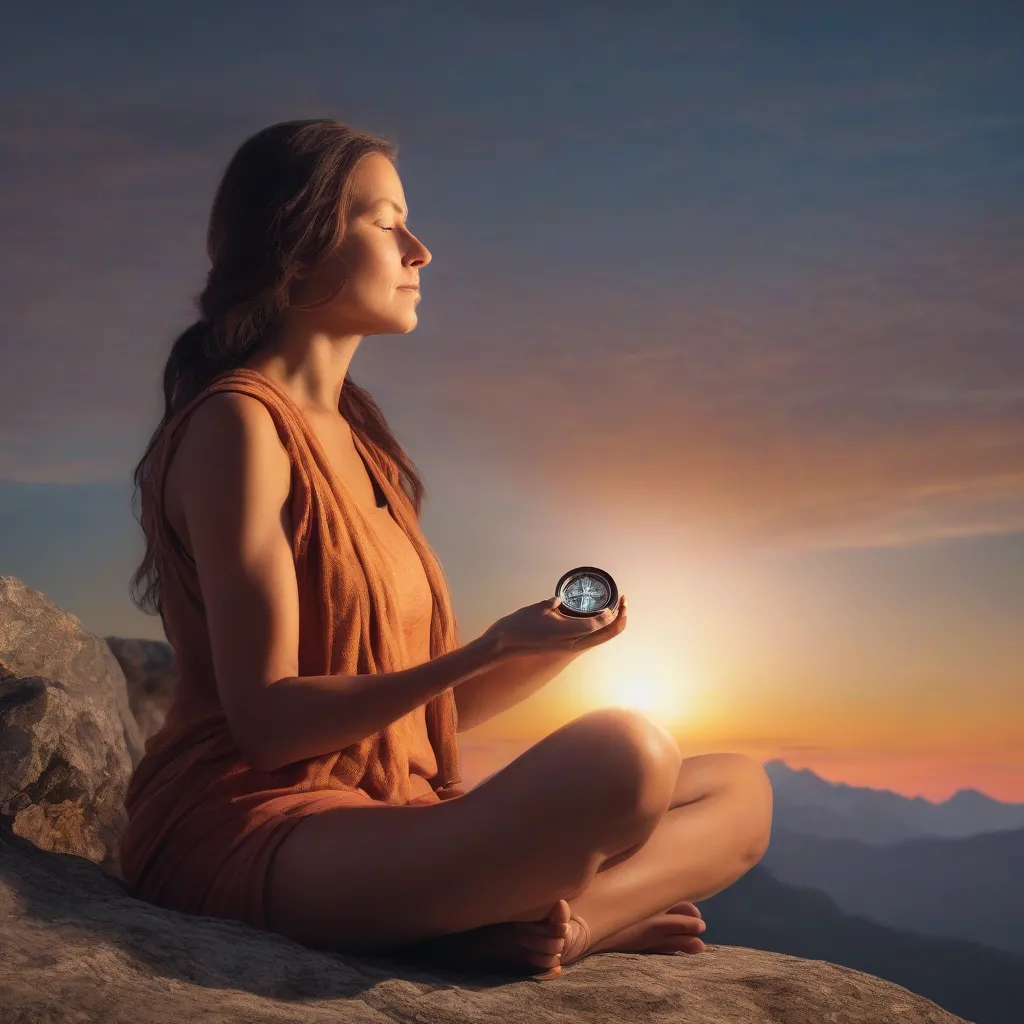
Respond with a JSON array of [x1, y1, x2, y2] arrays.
[[558, 570, 613, 614]]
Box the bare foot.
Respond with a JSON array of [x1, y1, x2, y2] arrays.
[[560, 901, 707, 966], [392, 899, 571, 980]]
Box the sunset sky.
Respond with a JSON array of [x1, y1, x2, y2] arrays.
[[2, 2, 1022, 800]]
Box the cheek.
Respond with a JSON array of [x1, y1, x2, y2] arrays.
[[353, 240, 397, 279], [325, 236, 401, 302]]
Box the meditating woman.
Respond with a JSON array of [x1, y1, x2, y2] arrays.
[[120, 118, 774, 981]]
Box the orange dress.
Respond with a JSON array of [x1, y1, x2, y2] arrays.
[[120, 368, 464, 931]]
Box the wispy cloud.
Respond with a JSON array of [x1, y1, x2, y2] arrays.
[[1, 14, 1020, 556]]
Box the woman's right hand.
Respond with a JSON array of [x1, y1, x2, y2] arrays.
[[482, 593, 627, 659]]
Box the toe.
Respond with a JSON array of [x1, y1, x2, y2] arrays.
[[653, 935, 706, 955], [547, 899, 571, 926], [531, 963, 563, 981], [517, 930, 566, 956], [524, 943, 564, 971], [527, 952, 562, 970], [518, 920, 570, 938], [664, 912, 706, 935], [666, 901, 701, 919]]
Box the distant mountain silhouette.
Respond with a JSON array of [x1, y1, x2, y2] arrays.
[[698, 864, 1024, 1024], [760, 823, 1024, 956], [764, 759, 1024, 844]]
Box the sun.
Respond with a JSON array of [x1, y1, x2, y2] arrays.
[[590, 640, 694, 728]]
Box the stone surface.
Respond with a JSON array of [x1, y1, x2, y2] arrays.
[[0, 824, 965, 1024], [0, 576, 141, 878], [104, 635, 178, 744], [0, 576, 144, 767]]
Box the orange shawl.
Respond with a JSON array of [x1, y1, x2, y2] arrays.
[[120, 367, 462, 927]]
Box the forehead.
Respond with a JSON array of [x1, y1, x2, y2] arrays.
[[352, 155, 407, 216], [366, 197, 408, 218]]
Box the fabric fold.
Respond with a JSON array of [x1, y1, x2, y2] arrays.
[[120, 367, 462, 929]]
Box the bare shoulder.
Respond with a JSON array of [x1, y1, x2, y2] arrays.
[[163, 389, 300, 767], [164, 391, 290, 545]]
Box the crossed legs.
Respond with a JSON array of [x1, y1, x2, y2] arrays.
[[263, 707, 773, 967], [552, 750, 774, 961]]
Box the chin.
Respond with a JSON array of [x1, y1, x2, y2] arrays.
[[365, 311, 418, 335]]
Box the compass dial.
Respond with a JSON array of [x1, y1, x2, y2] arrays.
[[555, 566, 618, 616]]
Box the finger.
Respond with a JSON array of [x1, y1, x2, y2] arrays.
[[595, 598, 624, 626], [574, 620, 615, 647], [595, 602, 628, 635], [571, 608, 627, 651], [562, 597, 626, 650]]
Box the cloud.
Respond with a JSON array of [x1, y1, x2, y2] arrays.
[[420, 206, 1024, 551], [2, 69, 1021, 554]]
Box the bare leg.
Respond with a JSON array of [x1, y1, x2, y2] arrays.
[[261, 707, 681, 977], [385, 714, 683, 979], [558, 753, 774, 964]]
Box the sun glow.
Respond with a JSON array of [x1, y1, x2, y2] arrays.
[[589, 637, 696, 729]]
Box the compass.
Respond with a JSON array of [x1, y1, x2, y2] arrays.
[[555, 566, 618, 617]]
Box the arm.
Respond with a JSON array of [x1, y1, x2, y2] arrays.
[[455, 647, 580, 733], [260, 635, 497, 769], [176, 390, 503, 773]]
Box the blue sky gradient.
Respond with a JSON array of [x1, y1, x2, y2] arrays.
[[2, 1, 1022, 798]]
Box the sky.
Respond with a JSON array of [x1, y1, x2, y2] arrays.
[[1, 1, 1022, 800]]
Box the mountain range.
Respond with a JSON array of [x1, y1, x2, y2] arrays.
[[759, 758, 1024, 958], [761, 822, 1024, 957], [763, 758, 1024, 844]]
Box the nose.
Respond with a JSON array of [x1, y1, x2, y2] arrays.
[[407, 235, 431, 268]]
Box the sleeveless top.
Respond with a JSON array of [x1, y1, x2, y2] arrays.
[[119, 368, 464, 918]]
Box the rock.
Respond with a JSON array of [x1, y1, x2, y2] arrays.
[[0, 576, 970, 1023], [0, 576, 144, 767], [0, 576, 142, 877], [0, 674, 130, 878], [104, 636, 178, 744], [0, 823, 966, 1024]]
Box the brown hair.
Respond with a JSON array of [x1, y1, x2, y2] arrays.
[[129, 119, 428, 618]]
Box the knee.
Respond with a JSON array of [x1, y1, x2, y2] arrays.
[[569, 707, 682, 816], [729, 754, 774, 862]]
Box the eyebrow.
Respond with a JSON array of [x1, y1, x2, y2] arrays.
[[369, 198, 409, 219]]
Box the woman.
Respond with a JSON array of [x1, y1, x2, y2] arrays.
[[121, 118, 774, 981]]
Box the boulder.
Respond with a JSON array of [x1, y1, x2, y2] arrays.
[[0, 577, 144, 767], [104, 635, 178, 744], [0, 575, 143, 877], [0, 575, 968, 1023]]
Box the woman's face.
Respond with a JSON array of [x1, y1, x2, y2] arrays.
[[292, 152, 431, 336]]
